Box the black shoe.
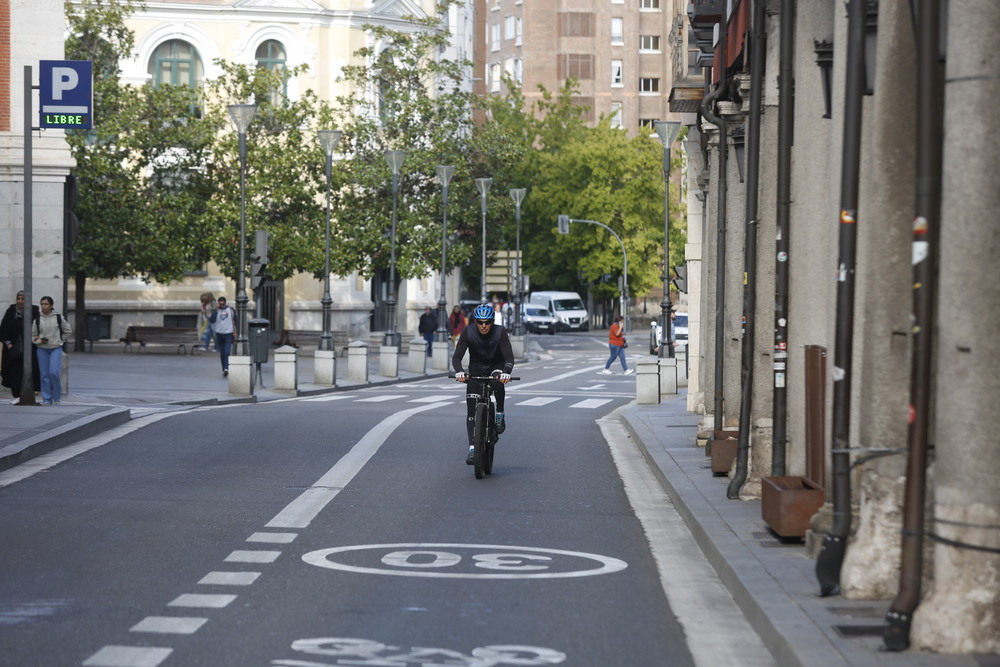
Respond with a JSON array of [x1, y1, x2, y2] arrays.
[[223, 370, 228, 377], [465, 447, 475, 465]]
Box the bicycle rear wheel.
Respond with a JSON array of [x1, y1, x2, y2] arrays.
[[473, 402, 489, 479], [485, 403, 496, 475]]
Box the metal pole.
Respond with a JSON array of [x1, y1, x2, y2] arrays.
[[318, 130, 342, 353], [19, 66, 37, 406], [655, 121, 681, 359], [236, 130, 249, 356], [436, 166, 455, 343], [510, 188, 526, 334], [568, 218, 628, 333], [475, 178, 492, 303], [383, 150, 406, 348]]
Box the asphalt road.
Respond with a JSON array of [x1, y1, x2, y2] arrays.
[[0, 332, 770, 667]]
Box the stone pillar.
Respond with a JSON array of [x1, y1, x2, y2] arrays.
[[677, 348, 689, 388], [274, 345, 298, 393], [406, 337, 427, 374], [347, 340, 368, 384], [380, 344, 399, 378], [227, 355, 253, 396], [313, 349, 336, 387], [658, 357, 677, 397], [431, 340, 450, 371], [509, 333, 526, 360], [636, 360, 659, 405]]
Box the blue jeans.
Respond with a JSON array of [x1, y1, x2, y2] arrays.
[[423, 333, 435, 356], [605, 343, 627, 371], [216, 332, 234, 372], [200, 324, 215, 350], [36, 346, 63, 403]]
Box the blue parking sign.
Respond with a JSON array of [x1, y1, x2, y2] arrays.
[[39, 60, 93, 129]]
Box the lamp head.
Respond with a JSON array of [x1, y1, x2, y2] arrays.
[[475, 178, 493, 196], [436, 165, 455, 186], [318, 130, 342, 156], [510, 188, 526, 206], [654, 120, 681, 146], [227, 104, 258, 134], [385, 150, 407, 175]]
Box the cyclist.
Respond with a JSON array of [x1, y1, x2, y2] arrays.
[[453, 303, 514, 464]]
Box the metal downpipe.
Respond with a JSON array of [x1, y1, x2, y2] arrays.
[[729, 0, 768, 499], [771, 0, 796, 478], [884, 0, 943, 650], [815, 0, 868, 597], [703, 11, 729, 434]]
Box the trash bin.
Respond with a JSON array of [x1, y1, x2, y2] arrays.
[[248, 318, 270, 364], [85, 312, 103, 341]]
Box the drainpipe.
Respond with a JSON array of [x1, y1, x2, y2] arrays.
[[884, 0, 943, 649], [815, 0, 868, 597], [771, 0, 795, 478], [702, 10, 729, 434], [729, 0, 767, 499]]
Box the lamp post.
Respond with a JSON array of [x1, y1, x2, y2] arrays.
[[654, 120, 682, 359], [436, 165, 456, 342], [318, 129, 343, 352], [384, 149, 406, 347], [509, 188, 526, 334], [558, 215, 629, 333], [227, 103, 258, 356], [475, 178, 493, 303]]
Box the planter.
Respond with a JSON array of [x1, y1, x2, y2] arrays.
[[709, 430, 739, 474], [761, 476, 826, 538]]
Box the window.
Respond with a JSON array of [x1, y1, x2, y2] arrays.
[[558, 54, 594, 81], [491, 23, 500, 51], [611, 59, 623, 86], [514, 58, 523, 84], [639, 77, 660, 93], [256, 40, 287, 102], [611, 18, 623, 44], [516, 17, 523, 45], [640, 118, 658, 130], [640, 35, 661, 51], [148, 40, 203, 88], [505, 15, 516, 40], [640, 0, 660, 8], [490, 62, 501, 92], [560, 12, 594, 37], [610, 102, 623, 129]]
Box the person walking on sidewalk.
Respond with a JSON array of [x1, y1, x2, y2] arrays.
[[602, 315, 632, 375], [197, 292, 217, 351], [449, 305, 466, 342], [31, 296, 73, 405], [418, 306, 437, 357], [209, 296, 236, 377], [0, 290, 40, 403]]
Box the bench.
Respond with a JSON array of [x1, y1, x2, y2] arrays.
[[120, 326, 200, 354], [275, 329, 350, 356]]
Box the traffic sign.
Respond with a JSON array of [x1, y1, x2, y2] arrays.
[[39, 60, 93, 129]]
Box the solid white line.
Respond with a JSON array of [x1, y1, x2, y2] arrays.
[[355, 395, 406, 402], [83, 645, 173, 667], [570, 399, 612, 409], [198, 571, 261, 586], [247, 531, 297, 543], [302, 394, 356, 402], [167, 594, 237, 609], [224, 550, 280, 563], [130, 616, 207, 634], [265, 401, 451, 529], [598, 414, 774, 667]]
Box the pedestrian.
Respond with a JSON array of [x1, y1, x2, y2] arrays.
[[209, 296, 236, 376], [31, 295, 73, 405], [602, 315, 632, 375], [449, 305, 466, 343], [0, 290, 41, 404], [418, 306, 438, 357], [198, 292, 217, 351], [493, 302, 506, 327]]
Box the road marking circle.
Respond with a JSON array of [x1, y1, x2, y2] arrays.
[[302, 543, 627, 579]]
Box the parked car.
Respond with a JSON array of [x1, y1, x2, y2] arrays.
[[649, 312, 688, 353], [521, 305, 557, 334]]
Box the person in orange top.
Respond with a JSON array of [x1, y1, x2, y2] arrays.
[[602, 315, 633, 375]]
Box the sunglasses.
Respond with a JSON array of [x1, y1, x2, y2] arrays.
[[475, 320, 493, 326]]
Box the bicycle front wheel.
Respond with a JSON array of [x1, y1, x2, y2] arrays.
[[485, 403, 496, 475], [473, 402, 489, 479]]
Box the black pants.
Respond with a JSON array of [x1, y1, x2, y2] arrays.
[[465, 377, 506, 445]]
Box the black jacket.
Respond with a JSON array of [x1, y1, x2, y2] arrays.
[[452, 323, 515, 375]]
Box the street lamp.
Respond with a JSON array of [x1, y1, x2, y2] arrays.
[[384, 149, 407, 347], [227, 103, 258, 356], [510, 188, 527, 334], [317, 129, 343, 352], [654, 120, 681, 359], [558, 215, 629, 333], [475, 177, 493, 303], [436, 165, 456, 343]]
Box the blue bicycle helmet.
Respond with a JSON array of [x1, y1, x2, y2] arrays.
[[473, 304, 495, 322]]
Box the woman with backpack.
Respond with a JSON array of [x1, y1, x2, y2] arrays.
[[31, 295, 72, 405]]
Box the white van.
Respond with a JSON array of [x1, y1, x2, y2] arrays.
[[528, 291, 589, 331]]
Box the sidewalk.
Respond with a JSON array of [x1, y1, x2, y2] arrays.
[[1, 350, 994, 666], [619, 397, 992, 667]]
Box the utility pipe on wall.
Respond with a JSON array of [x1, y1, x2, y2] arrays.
[[729, 0, 767, 499], [815, 0, 868, 597]]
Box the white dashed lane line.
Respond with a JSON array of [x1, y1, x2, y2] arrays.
[[130, 616, 207, 635], [198, 571, 260, 586]]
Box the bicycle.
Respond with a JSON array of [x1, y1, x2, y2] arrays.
[[451, 373, 519, 479]]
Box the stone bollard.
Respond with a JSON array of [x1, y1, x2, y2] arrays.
[[314, 347, 336, 387], [509, 333, 526, 360], [347, 340, 368, 383], [431, 340, 450, 371], [407, 337, 427, 374], [274, 345, 298, 393], [380, 344, 399, 378], [636, 360, 659, 404], [227, 355, 253, 396], [658, 357, 678, 396], [677, 348, 689, 388]]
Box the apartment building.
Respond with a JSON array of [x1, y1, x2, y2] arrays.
[[475, 0, 676, 134]]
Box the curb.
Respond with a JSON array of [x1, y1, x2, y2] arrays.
[[0, 406, 132, 473]]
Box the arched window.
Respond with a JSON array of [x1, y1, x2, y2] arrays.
[[256, 40, 288, 102], [148, 40, 203, 88]]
